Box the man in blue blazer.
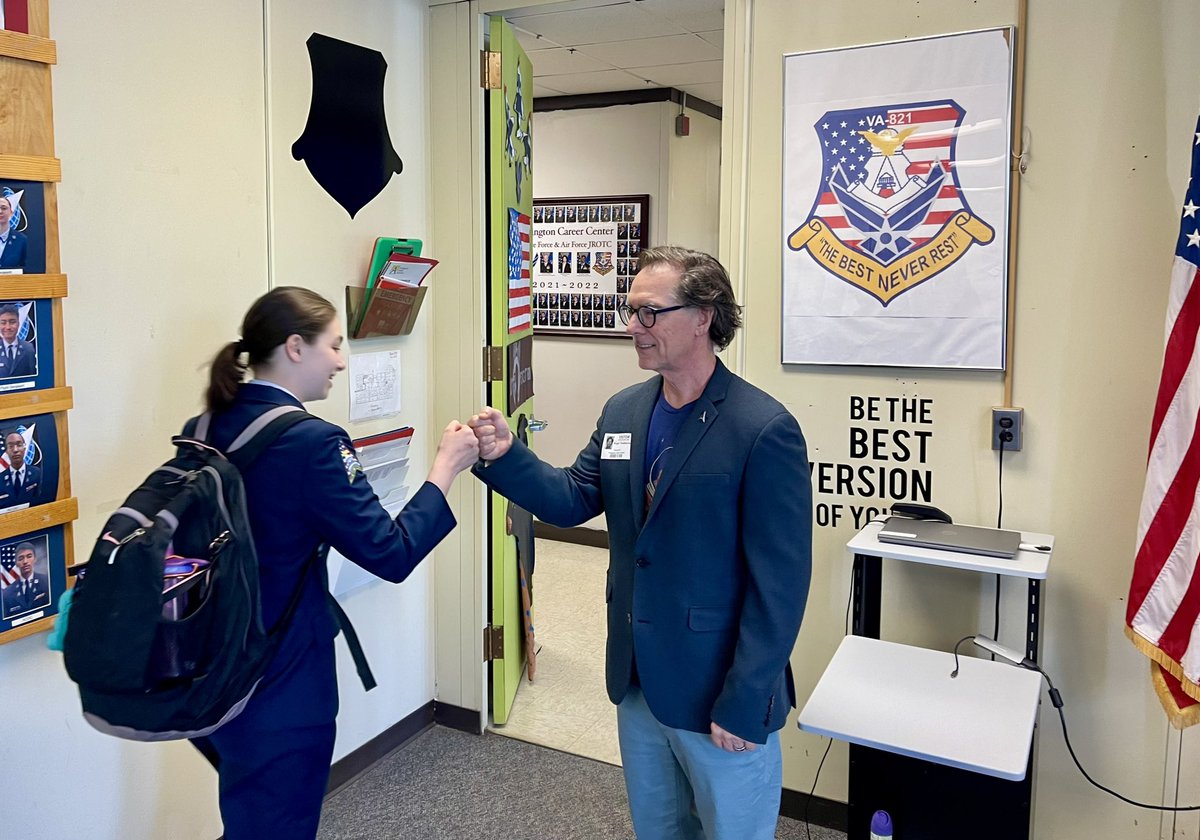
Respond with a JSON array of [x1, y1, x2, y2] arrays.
[[472, 246, 812, 840]]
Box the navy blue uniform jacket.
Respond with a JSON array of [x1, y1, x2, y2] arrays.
[[201, 383, 456, 728], [474, 360, 812, 743], [0, 339, 35, 378], [0, 231, 26, 269]]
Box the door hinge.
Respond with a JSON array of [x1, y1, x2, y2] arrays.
[[483, 345, 504, 382], [480, 50, 502, 89], [484, 624, 505, 661]]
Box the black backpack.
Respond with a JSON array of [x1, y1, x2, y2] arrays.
[[63, 405, 375, 741]]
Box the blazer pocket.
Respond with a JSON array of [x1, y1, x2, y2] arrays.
[[688, 606, 736, 632], [674, 473, 730, 486]]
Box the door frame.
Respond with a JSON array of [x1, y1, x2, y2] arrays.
[[427, 0, 559, 729], [426, 0, 750, 727]]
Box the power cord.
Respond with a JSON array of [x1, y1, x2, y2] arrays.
[[953, 635, 1200, 811], [992, 432, 1009, 659], [803, 572, 856, 840]]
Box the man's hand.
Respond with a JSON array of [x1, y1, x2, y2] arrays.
[[709, 721, 756, 753], [468, 407, 514, 462]]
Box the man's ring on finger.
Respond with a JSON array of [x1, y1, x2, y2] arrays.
[[733, 742, 747, 751]]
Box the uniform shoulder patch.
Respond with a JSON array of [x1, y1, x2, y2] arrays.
[[338, 440, 364, 484]]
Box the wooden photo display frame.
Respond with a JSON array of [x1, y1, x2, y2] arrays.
[[531, 194, 649, 338], [0, 1, 77, 644]]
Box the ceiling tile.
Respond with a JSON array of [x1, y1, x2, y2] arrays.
[[514, 27, 558, 52], [697, 29, 723, 50], [582, 33, 721, 68], [630, 59, 723, 87], [537, 69, 659, 95], [534, 82, 570, 98], [636, 0, 725, 33], [530, 47, 612, 75], [506, 5, 685, 46], [678, 82, 723, 107]]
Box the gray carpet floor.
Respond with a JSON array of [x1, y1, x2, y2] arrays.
[[317, 725, 846, 840]]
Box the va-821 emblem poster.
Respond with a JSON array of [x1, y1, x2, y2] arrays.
[[782, 29, 1013, 368]]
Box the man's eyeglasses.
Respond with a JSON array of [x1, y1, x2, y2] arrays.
[[617, 303, 690, 328]]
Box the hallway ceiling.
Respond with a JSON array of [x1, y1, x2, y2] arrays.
[[503, 0, 725, 105]]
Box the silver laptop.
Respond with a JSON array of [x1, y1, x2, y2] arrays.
[[877, 518, 1021, 558]]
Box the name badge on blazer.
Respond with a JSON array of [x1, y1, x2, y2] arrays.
[[601, 433, 632, 460]]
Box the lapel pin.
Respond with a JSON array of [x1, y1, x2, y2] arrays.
[[700, 411, 707, 424]]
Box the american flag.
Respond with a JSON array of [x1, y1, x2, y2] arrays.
[[1127, 115, 1200, 728], [810, 102, 971, 254], [0, 542, 19, 587], [507, 208, 531, 333]]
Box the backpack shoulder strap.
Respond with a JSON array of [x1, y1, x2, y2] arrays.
[[224, 406, 316, 471]]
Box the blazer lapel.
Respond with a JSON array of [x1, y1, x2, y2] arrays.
[[628, 378, 660, 532], [644, 360, 732, 524]]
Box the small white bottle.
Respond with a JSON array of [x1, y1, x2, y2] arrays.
[[869, 809, 893, 840]]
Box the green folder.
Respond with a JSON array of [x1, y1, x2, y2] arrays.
[[352, 237, 422, 336]]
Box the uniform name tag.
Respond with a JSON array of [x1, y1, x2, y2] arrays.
[[601, 433, 632, 460]]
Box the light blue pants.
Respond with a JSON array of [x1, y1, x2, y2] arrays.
[[616, 686, 783, 840]]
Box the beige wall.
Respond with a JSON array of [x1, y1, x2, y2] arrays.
[[0, 1, 443, 837], [725, 1, 1200, 838]]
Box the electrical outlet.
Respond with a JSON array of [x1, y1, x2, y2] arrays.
[[991, 407, 1024, 452]]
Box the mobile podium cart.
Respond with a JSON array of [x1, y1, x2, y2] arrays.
[[799, 520, 1053, 839]]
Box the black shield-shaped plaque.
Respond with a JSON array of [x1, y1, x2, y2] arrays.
[[292, 33, 403, 218]]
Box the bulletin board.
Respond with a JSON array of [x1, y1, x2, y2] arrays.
[[531, 194, 649, 337]]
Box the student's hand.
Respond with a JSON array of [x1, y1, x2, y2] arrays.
[[468, 407, 513, 462], [709, 721, 757, 753], [427, 421, 480, 497]]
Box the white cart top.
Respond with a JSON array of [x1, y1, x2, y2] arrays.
[[847, 519, 1052, 579], [798, 635, 1044, 781]]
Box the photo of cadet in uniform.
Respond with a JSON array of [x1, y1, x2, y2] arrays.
[[532, 206, 544, 223], [538, 251, 554, 274], [600, 205, 611, 222], [588, 205, 599, 222], [0, 181, 45, 275], [0, 301, 37, 379], [0, 415, 57, 514], [548, 310, 560, 327], [618, 223, 629, 239], [0, 189, 27, 271], [1, 427, 42, 509], [558, 251, 572, 273], [575, 251, 591, 273], [581, 294, 593, 310], [1, 536, 51, 619], [565, 206, 577, 223], [554, 206, 565, 223]]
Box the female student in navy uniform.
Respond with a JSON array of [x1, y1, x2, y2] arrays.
[[190, 286, 478, 840]]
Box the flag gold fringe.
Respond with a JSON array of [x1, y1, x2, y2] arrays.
[[1126, 625, 1200, 728], [1149, 663, 1200, 730]]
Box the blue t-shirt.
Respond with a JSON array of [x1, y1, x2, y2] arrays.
[[644, 391, 696, 511]]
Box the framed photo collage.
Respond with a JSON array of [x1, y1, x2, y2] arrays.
[[531, 194, 649, 337]]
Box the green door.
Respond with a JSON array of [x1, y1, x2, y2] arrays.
[[486, 14, 534, 725]]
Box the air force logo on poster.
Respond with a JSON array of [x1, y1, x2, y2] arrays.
[[781, 29, 1013, 369], [787, 101, 994, 306]]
